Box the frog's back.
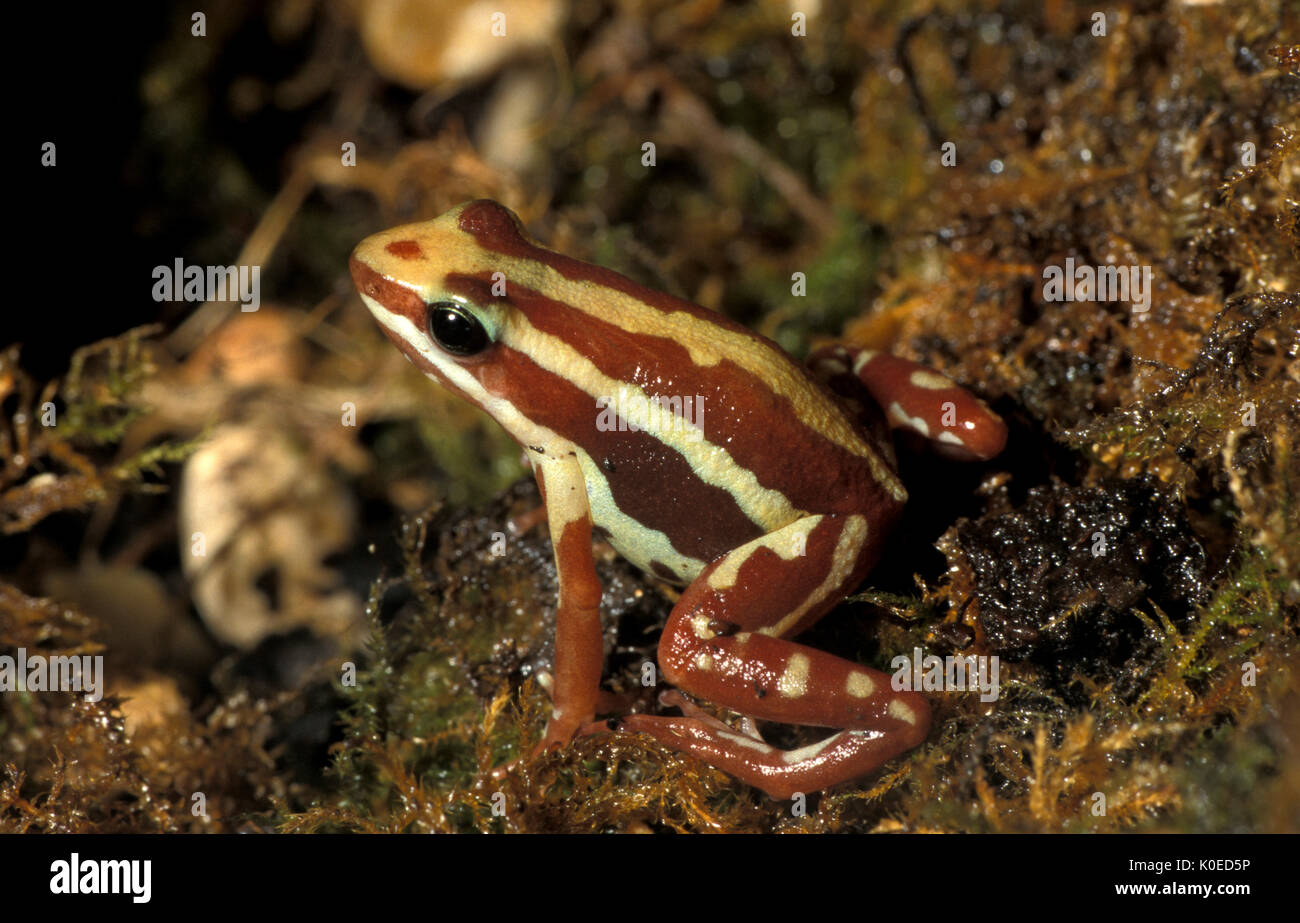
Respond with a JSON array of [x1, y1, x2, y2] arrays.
[[441, 204, 901, 577]]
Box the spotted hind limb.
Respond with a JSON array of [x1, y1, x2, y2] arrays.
[[588, 513, 930, 800], [807, 345, 1007, 462]]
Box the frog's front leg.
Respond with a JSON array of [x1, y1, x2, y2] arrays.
[[531, 454, 605, 749], [808, 345, 1007, 462], [609, 514, 930, 800]]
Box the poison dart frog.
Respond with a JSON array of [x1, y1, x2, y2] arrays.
[[349, 200, 1007, 799]]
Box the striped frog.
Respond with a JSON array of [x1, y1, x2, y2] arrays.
[[349, 200, 1006, 798]]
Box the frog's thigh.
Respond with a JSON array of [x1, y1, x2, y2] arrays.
[[657, 514, 915, 729], [624, 515, 929, 798]]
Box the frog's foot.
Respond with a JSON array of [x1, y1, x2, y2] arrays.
[[486, 687, 637, 784], [577, 688, 768, 743], [656, 689, 766, 742], [604, 715, 922, 800], [485, 667, 597, 783], [486, 716, 586, 784]]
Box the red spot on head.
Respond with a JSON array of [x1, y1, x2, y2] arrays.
[[385, 240, 423, 259]]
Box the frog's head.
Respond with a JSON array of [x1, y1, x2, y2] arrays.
[[351, 200, 507, 394], [351, 201, 581, 437], [353, 198, 662, 455]]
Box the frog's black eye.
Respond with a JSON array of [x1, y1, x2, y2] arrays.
[[426, 302, 489, 356]]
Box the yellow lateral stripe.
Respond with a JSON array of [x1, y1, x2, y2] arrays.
[[575, 450, 708, 580], [511, 314, 806, 531]]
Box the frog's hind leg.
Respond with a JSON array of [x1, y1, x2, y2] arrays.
[[590, 513, 930, 800], [808, 344, 1006, 462]]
